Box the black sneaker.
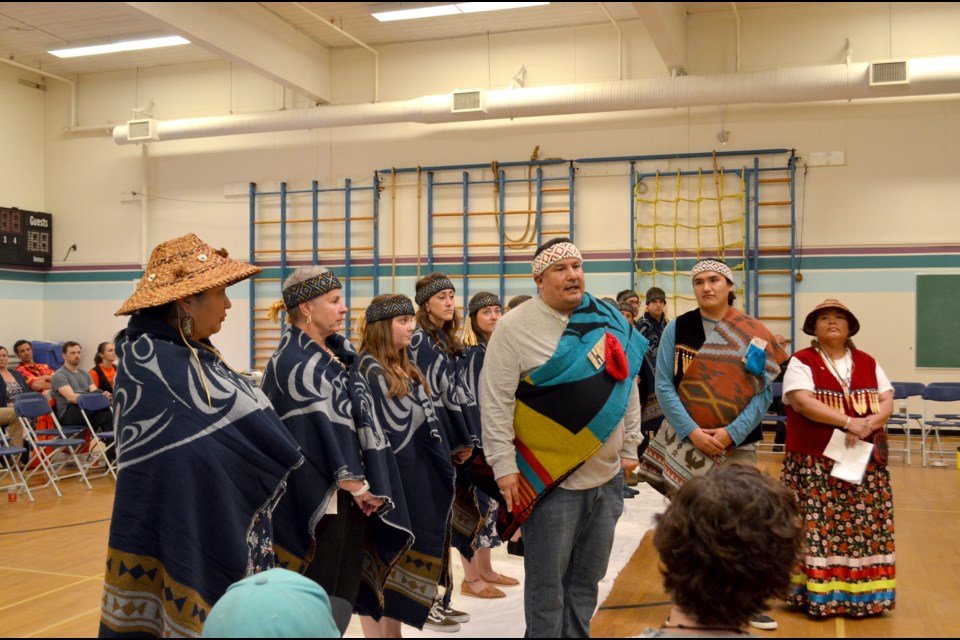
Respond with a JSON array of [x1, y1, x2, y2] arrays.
[[748, 613, 778, 630], [442, 603, 470, 623], [423, 601, 461, 633]]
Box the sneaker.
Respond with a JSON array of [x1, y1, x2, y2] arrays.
[[423, 601, 461, 633], [748, 613, 778, 630], [442, 603, 470, 623], [622, 485, 639, 499]]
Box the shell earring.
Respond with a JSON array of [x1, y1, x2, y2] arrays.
[[180, 315, 195, 338]]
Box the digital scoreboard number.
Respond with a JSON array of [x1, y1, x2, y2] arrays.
[[0, 207, 53, 268]]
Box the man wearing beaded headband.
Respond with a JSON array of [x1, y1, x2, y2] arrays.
[[480, 237, 647, 637], [647, 258, 787, 631]]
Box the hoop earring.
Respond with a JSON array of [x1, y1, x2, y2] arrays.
[[306, 315, 313, 326], [180, 315, 195, 338]]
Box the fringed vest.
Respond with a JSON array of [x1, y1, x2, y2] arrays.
[[785, 347, 881, 457], [672, 308, 763, 445]]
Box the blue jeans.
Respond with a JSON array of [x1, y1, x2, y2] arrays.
[[522, 472, 625, 638]]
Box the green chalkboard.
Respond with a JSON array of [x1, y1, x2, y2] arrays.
[[916, 274, 960, 368]]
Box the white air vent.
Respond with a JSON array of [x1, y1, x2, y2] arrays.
[[869, 60, 908, 86], [127, 118, 160, 142], [451, 89, 486, 113]]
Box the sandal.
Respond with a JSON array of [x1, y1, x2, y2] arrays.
[[460, 578, 506, 599]]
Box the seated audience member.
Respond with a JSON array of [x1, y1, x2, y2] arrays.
[[642, 464, 802, 637], [0, 346, 30, 448], [51, 342, 112, 431], [13, 339, 55, 394], [89, 341, 118, 394], [202, 568, 339, 638]]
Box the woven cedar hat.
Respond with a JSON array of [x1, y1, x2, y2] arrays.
[[802, 298, 860, 337], [116, 234, 261, 316]]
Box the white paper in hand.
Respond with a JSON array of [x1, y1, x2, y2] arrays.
[[822, 429, 874, 485]]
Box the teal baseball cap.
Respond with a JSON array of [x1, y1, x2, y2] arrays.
[[202, 568, 339, 638]]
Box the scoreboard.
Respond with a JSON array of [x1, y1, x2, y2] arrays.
[[0, 207, 53, 268]]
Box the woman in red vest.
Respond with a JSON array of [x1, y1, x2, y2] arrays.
[[780, 299, 895, 617]]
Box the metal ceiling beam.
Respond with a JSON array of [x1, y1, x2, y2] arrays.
[[632, 2, 688, 75], [123, 2, 331, 103]]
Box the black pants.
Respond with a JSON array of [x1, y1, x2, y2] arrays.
[[58, 404, 112, 432], [305, 490, 368, 635]]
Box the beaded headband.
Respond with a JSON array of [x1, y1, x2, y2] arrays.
[[366, 296, 415, 323], [282, 271, 341, 310], [691, 259, 734, 282], [414, 276, 455, 306], [532, 241, 582, 276], [468, 292, 502, 316], [646, 288, 667, 304]]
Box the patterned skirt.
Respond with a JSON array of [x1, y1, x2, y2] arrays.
[[474, 494, 502, 550], [780, 452, 895, 617]]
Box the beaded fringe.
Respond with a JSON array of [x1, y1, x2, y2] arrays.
[[814, 389, 880, 416]]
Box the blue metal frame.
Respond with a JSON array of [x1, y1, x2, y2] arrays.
[[413, 160, 574, 308], [626, 149, 797, 339], [248, 177, 379, 367]]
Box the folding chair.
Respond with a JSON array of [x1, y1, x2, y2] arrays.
[[14, 392, 92, 496], [920, 383, 960, 467], [884, 385, 914, 464], [0, 427, 33, 502], [77, 392, 117, 480]]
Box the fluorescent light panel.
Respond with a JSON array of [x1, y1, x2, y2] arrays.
[[373, 2, 549, 22], [49, 35, 190, 59]]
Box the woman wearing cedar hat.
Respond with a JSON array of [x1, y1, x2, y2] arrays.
[[780, 298, 895, 617], [100, 234, 303, 638]]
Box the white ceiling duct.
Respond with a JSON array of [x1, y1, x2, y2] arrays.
[[112, 56, 960, 145]]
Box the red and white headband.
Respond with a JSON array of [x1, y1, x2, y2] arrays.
[[532, 242, 582, 276], [691, 259, 734, 282]]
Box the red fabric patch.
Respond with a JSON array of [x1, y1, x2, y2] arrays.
[[605, 332, 628, 381]]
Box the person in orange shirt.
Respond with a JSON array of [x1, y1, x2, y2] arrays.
[[89, 341, 117, 394], [13, 340, 54, 394]]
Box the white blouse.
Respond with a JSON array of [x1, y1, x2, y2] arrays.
[[782, 350, 893, 406]]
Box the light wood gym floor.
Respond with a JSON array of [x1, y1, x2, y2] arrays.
[[1, 443, 957, 638]]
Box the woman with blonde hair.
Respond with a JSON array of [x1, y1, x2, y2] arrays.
[[458, 292, 520, 599], [353, 294, 460, 636], [261, 265, 411, 634]]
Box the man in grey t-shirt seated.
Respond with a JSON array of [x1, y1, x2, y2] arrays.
[[51, 341, 112, 432]]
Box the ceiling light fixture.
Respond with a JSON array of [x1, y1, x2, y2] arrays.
[[373, 2, 549, 23], [48, 36, 190, 59]]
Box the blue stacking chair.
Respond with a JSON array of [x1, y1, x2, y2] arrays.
[[0, 427, 33, 502], [77, 392, 117, 480], [920, 383, 960, 467], [888, 382, 927, 465], [14, 392, 92, 496]]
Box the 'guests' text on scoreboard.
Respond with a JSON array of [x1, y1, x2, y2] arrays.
[[0, 207, 53, 268]]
